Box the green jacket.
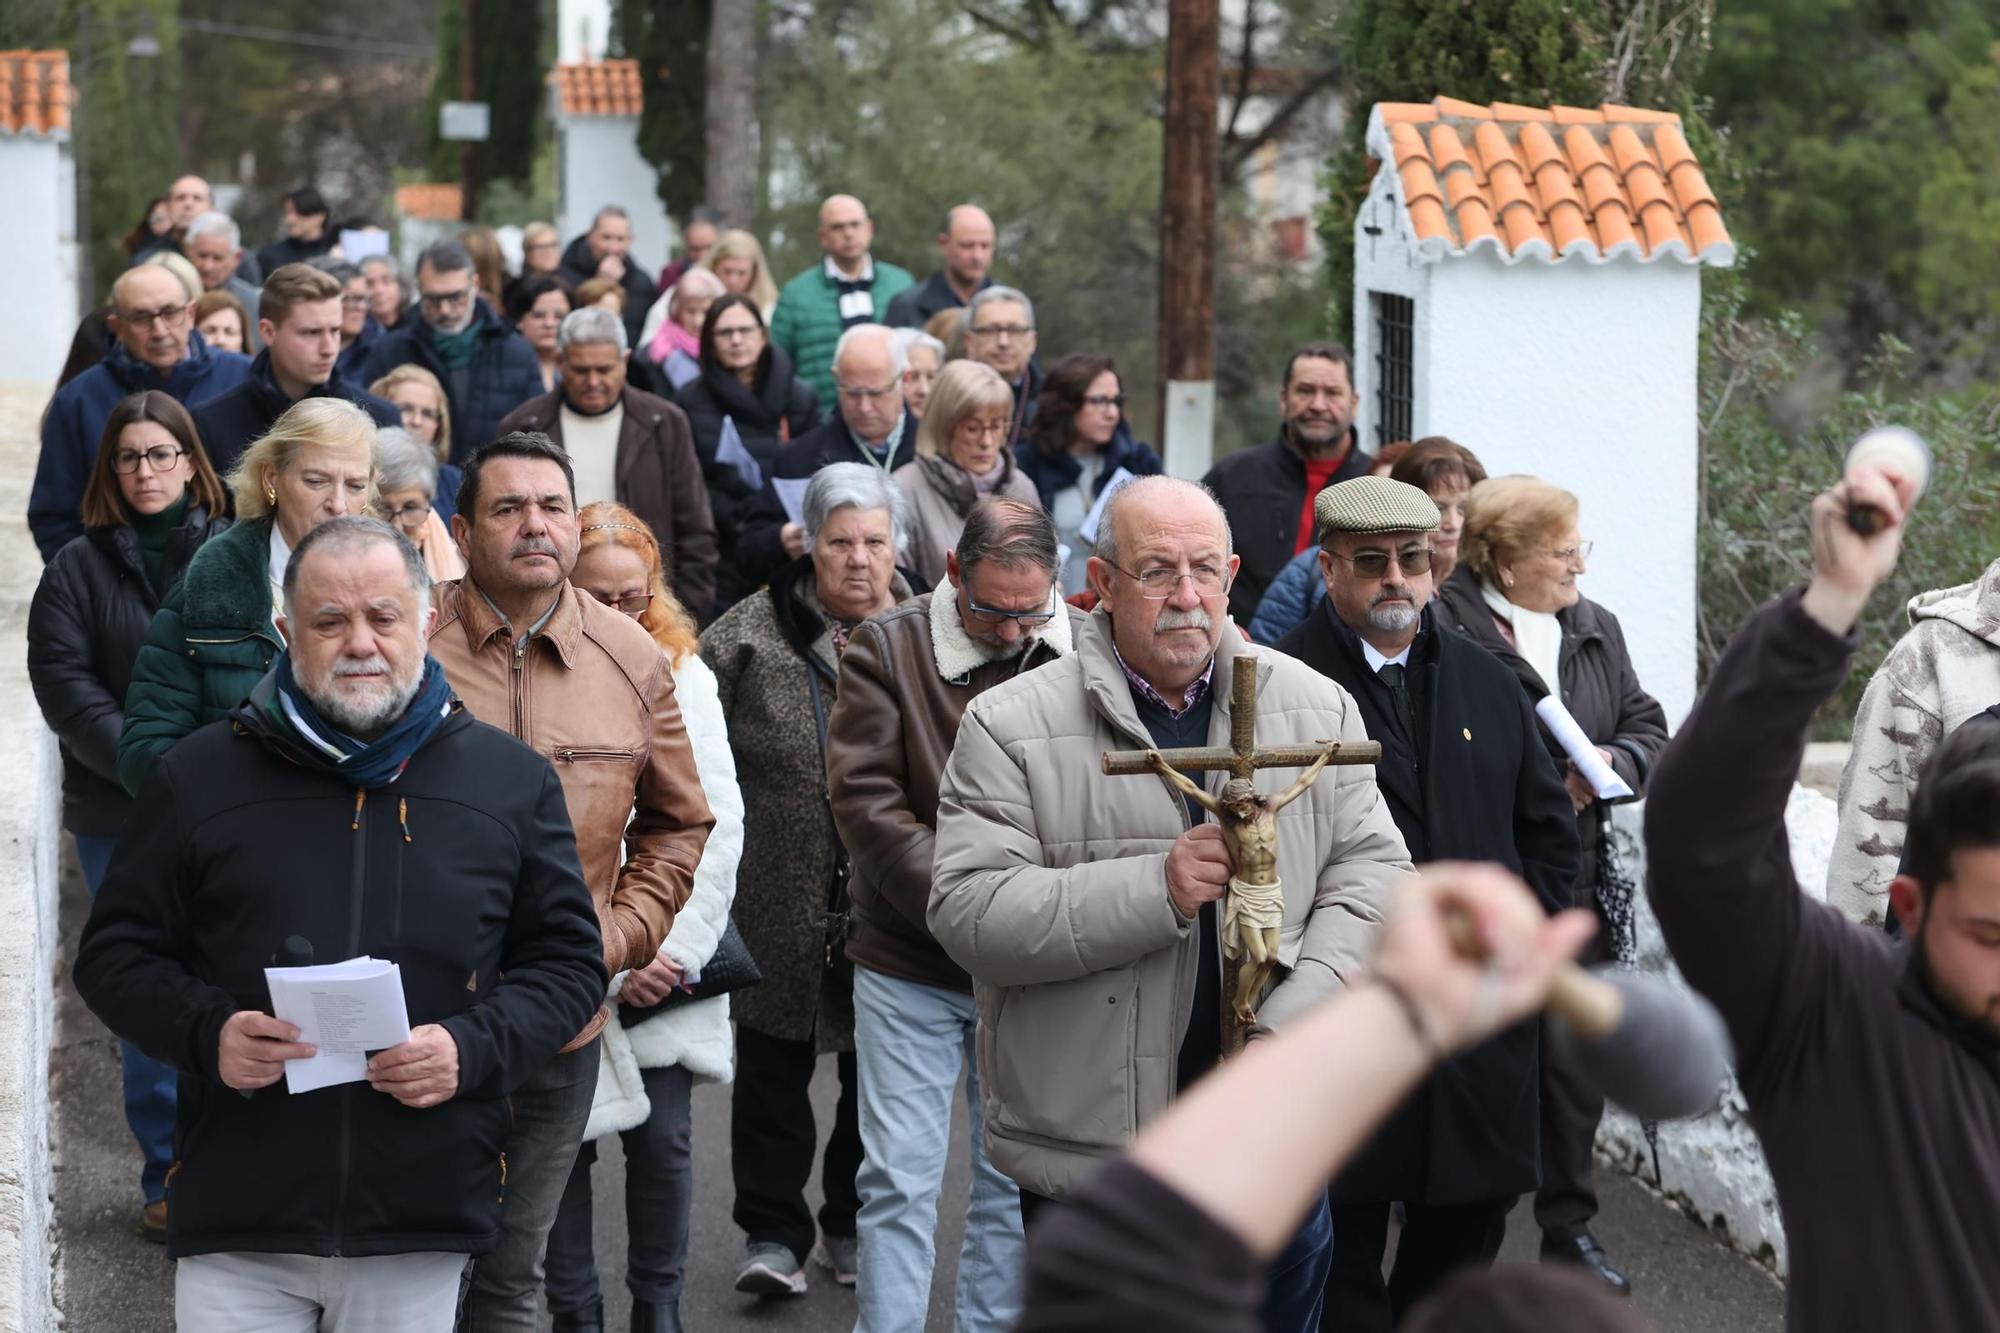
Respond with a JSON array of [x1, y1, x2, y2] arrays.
[[118, 517, 284, 796], [769, 258, 916, 405]]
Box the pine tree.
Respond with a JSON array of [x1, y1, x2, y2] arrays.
[[613, 0, 710, 220]]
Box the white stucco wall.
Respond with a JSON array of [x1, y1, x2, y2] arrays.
[[0, 139, 78, 383], [556, 118, 673, 280]]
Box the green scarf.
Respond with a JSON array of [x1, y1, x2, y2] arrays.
[[131, 492, 190, 592], [428, 321, 479, 370]]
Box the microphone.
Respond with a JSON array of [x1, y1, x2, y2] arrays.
[[1843, 426, 1931, 535], [274, 936, 315, 969], [1550, 968, 1733, 1121]]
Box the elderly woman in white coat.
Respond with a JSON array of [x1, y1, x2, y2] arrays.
[[542, 502, 748, 1333]]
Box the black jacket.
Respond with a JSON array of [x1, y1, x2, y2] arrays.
[[27, 509, 231, 837], [1014, 421, 1163, 513], [1203, 428, 1372, 626], [335, 314, 386, 385], [357, 302, 544, 464], [190, 349, 400, 483], [557, 234, 656, 346], [73, 682, 608, 1260], [883, 270, 990, 328], [1434, 565, 1669, 906], [731, 408, 919, 611], [1279, 602, 1579, 1203], [255, 232, 334, 277]]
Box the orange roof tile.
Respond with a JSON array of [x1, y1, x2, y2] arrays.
[[550, 59, 644, 118], [0, 50, 71, 139], [394, 183, 463, 222], [1366, 96, 1733, 266]]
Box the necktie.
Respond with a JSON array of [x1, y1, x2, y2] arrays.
[[1378, 661, 1417, 746]]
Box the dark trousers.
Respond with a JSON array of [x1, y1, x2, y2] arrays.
[[1321, 1198, 1512, 1332], [1022, 1187, 1332, 1333], [1535, 925, 1611, 1241], [545, 1063, 695, 1316], [730, 1025, 862, 1264]]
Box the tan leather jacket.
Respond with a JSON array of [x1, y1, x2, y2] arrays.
[[430, 578, 714, 1048]]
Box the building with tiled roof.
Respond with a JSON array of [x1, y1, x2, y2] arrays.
[[0, 49, 76, 381], [394, 183, 463, 223], [548, 57, 669, 283], [1351, 95, 1732, 726], [550, 59, 643, 118], [0, 49, 71, 139]]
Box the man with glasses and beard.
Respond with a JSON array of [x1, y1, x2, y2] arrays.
[[1275, 477, 1579, 1332], [74, 517, 607, 1331], [826, 498, 1081, 1332], [929, 476, 1411, 1333]]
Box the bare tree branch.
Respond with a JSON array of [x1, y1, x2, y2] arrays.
[[1223, 0, 1259, 146], [1221, 62, 1340, 173], [962, 3, 1043, 47]]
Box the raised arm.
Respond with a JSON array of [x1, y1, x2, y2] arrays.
[[1148, 749, 1222, 814], [1266, 744, 1335, 813]]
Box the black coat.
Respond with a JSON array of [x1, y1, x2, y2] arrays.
[[1279, 602, 1579, 1203], [356, 302, 544, 464], [730, 407, 919, 612], [190, 349, 401, 483], [72, 684, 608, 1260], [557, 234, 656, 346], [1434, 565, 1670, 906], [27, 509, 231, 837], [883, 270, 990, 328], [1203, 428, 1372, 626], [254, 232, 335, 276]]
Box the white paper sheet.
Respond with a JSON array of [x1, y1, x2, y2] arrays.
[[772, 476, 812, 527], [264, 956, 411, 1095], [1534, 696, 1635, 801], [716, 416, 763, 492], [1077, 467, 1138, 547], [338, 229, 390, 262]]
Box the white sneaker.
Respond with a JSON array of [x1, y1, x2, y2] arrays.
[[813, 1235, 859, 1287], [735, 1242, 807, 1297]]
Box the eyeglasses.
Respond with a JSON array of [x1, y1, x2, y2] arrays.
[[1084, 394, 1125, 410], [1322, 547, 1433, 579], [965, 589, 1059, 628], [111, 445, 184, 474], [836, 379, 901, 402], [118, 304, 189, 331], [589, 589, 654, 616], [1542, 540, 1594, 565], [340, 294, 369, 309], [970, 324, 1032, 341], [386, 500, 431, 525], [958, 418, 1011, 442], [1107, 562, 1232, 598], [419, 287, 472, 309]]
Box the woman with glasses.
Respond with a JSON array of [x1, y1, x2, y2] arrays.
[[893, 360, 1042, 587], [542, 502, 745, 1333], [1018, 354, 1162, 594], [374, 426, 464, 582], [369, 364, 462, 525], [504, 273, 573, 394], [27, 391, 232, 1242], [700, 464, 918, 1300], [1434, 474, 1668, 1298]]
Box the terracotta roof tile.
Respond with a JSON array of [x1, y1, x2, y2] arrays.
[[550, 59, 644, 118], [1366, 95, 1734, 266], [394, 183, 463, 222], [0, 50, 71, 139]]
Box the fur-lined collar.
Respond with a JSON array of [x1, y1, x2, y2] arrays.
[[928, 572, 1074, 682]]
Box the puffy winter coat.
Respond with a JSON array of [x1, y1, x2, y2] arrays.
[[768, 258, 916, 405], [356, 303, 543, 463], [189, 348, 399, 482], [1245, 548, 1325, 644]]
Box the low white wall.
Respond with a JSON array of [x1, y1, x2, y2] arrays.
[[1597, 787, 1839, 1278]]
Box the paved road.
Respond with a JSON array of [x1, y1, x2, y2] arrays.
[[53, 843, 1784, 1331]]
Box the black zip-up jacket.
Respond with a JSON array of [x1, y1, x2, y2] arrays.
[[73, 679, 608, 1260], [1201, 427, 1373, 626]]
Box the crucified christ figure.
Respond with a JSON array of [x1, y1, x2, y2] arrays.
[[1147, 745, 1337, 1023]]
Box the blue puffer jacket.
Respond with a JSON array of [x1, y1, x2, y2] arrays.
[[1246, 547, 1325, 644], [29, 333, 252, 560], [356, 302, 542, 463], [1013, 421, 1163, 513]]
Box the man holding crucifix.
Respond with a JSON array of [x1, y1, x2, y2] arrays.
[[930, 476, 1412, 1333]]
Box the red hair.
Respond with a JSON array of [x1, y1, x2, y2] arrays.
[[576, 502, 700, 665]]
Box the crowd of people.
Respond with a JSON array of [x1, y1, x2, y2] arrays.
[[24, 171, 2000, 1333]]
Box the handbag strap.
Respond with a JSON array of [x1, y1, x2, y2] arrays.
[[804, 665, 852, 918]]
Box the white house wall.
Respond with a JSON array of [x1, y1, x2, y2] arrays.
[[1350, 172, 1430, 454], [557, 118, 673, 278], [0, 138, 75, 382], [1423, 256, 1701, 725]]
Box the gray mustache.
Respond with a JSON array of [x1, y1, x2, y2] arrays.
[[1154, 608, 1212, 633]]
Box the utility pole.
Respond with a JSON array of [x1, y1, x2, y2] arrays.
[[458, 0, 483, 222], [1159, 0, 1219, 479]]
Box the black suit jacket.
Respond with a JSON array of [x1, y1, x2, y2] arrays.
[[1279, 601, 1580, 1203]]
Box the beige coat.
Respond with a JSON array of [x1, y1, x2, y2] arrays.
[[892, 456, 1043, 587], [929, 610, 1413, 1196]]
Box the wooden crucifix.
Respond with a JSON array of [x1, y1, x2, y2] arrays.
[[1102, 655, 1382, 1053]]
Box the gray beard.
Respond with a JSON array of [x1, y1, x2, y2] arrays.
[[1365, 601, 1419, 633], [309, 664, 425, 740], [973, 636, 1029, 663]]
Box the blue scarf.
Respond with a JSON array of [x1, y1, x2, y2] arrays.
[[268, 653, 455, 789]]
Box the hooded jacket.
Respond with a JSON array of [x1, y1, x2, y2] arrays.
[[1828, 559, 2000, 921], [357, 301, 543, 464], [29, 332, 252, 560], [73, 681, 607, 1261], [190, 347, 400, 482]]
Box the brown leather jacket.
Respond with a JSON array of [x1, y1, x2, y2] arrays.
[[429, 578, 715, 1047], [827, 585, 1081, 992]]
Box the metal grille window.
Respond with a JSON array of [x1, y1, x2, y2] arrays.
[[1372, 292, 1415, 448]]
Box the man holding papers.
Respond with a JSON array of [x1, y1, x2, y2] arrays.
[[75, 517, 608, 1332]]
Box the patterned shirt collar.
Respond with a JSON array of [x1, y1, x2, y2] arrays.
[[1111, 640, 1215, 718]]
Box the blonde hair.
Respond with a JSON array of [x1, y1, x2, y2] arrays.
[[1461, 475, 1580, 585], [459, 225, 506, 305], [916, 360, 1013, 461], [227, 397, 379, 520], [577, 502, 700, 666], [142, 251, 203, 302], [701, 229, 779, 316], [369, 364, 453, 465]]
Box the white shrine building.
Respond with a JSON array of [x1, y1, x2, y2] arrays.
[[549, 59, 672, 276], [1352, 96, 1735, 726], [0, 50, 77, 382]]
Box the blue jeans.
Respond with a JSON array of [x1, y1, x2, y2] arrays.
[[852, 966, 1023, 1333], [544, 1062, 694, 1315], [76, 834, 177, 1205], [460, 1037, 601, 1331], [1260, 1193, 1333, 1333]]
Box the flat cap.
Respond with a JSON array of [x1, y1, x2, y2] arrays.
[[1313, 476, 1440, 542]]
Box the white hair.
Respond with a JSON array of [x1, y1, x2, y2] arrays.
[[833, 322, 905, 378], [890, 327, 945, 367], [184, 211, 240, 250], [557, 305, 629, 356], [802, 461, 908, 556], [968, 284, 1034, 331], [373, 426, 439, 499]]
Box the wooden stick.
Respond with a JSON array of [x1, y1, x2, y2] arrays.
[[1444, 910, 1625, 1039], [1101, 741, 1381, 776]]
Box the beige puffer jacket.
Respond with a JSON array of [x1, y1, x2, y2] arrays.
[[929, 610, 1413, 1197]]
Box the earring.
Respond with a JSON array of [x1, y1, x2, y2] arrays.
[[1501, 572, 1514, 587], [266, 488, 277, 504]]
